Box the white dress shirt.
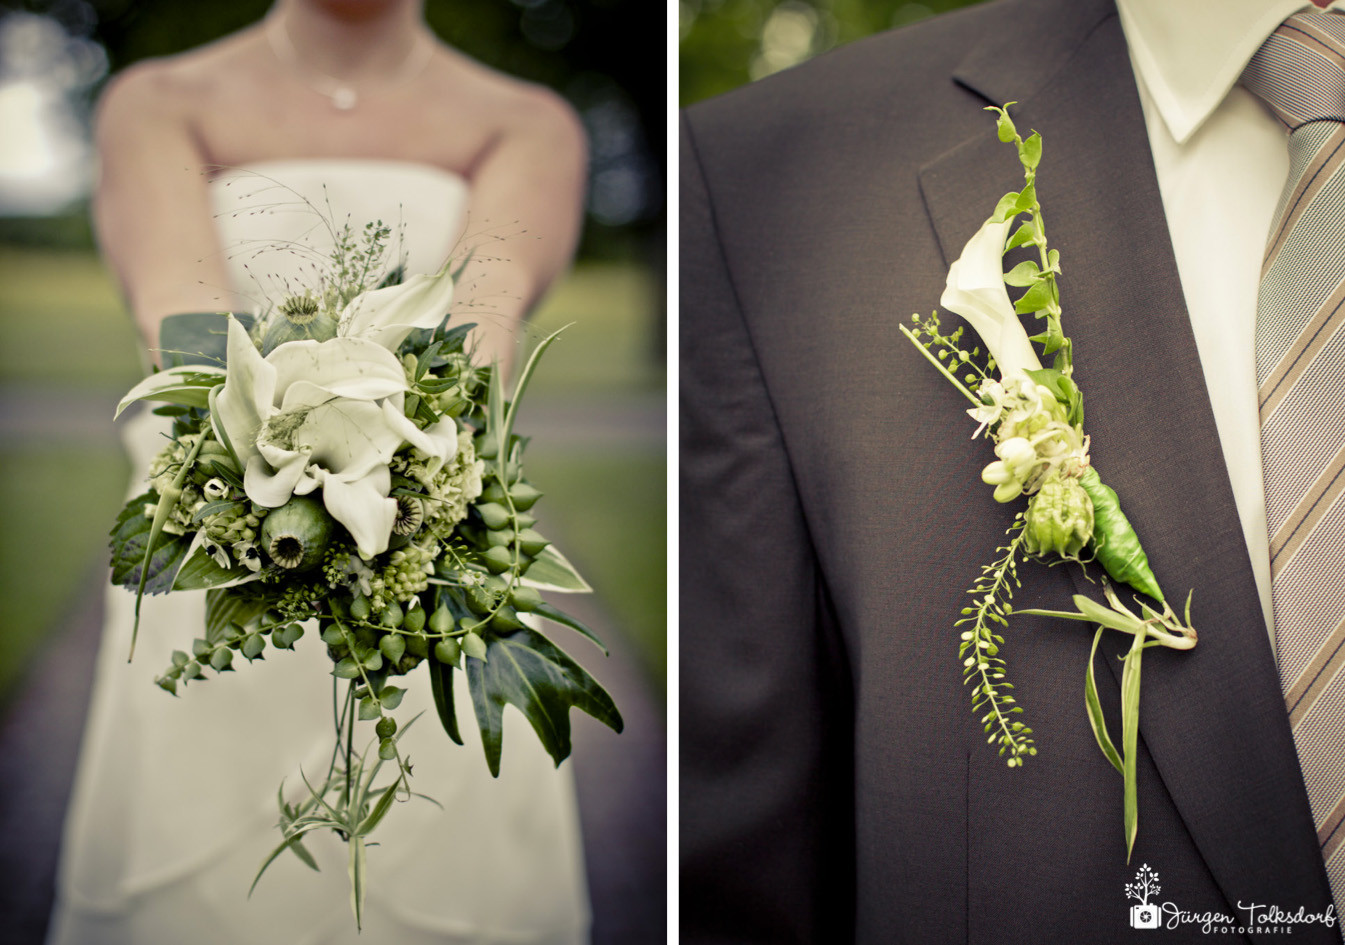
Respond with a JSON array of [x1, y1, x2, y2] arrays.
[[1116, 0, 1345, 644]]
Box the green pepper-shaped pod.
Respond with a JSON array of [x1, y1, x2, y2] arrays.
[[1023, 473, 1094, 558], [1078, 466, 1164, 602]]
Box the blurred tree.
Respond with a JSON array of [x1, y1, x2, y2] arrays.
[[679, 0, 989, 106], [0, 0, 662, 260]]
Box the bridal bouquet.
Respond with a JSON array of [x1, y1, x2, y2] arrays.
[[108, 222, 621, 925], [901, 106, 1196, 859]]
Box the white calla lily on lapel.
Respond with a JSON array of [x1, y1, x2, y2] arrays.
[[940, 217, 1043, 379]]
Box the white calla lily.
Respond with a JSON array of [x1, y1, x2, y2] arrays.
[[212, 316, 458, 557], [339, 258, 456, 351], [940, 217, 1043, 379]]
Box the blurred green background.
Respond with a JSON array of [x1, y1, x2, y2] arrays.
[[680, 0, 988, 106], [0, 0, 666, 706]]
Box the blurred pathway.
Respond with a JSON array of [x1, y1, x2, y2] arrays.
[[0, 387, 667, 945]]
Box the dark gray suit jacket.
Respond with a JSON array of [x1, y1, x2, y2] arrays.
[[680, 0, 1339, 941]]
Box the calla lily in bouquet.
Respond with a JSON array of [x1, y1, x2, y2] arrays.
[[108, 222, 622, 926], [899, 105, 1196, 860]]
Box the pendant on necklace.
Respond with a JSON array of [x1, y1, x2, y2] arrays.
[[331, 87, 357, 111]]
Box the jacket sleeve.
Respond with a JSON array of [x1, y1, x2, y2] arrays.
[[679, 112, 856, 945]]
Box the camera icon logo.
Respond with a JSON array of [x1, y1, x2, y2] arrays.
[[1130, 904, 1160, 929]]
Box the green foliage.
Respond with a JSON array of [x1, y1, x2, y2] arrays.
[[680, 0, 992, 106], [466, 626, 624, 778], [956, 515, 1036, 767], [108, 491, 190, 595]]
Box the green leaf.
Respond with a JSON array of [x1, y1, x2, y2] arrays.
[[1084, 627, 1124, 775], [173, 545, 255, 591], [1022, 368, 1084, 426], [1014, 182, 1037, 213], [115, 367, 226, 419], [1006, 221, 1037, 251], [533, 602, 609, 655], [158, 311, 252, 368], [250, 827, 324, 898], [1120, 624, 1146, 861], [465, 626, 622, 778], [108, 493, 191, 596], [1013, 279, 1054, 315], [991, 190, 1021, 223], [501, 325, 569, 451], [1047, 248, 1061, 273], [204, 588, 274, 645], [355, 783, 398, 836], [1004, 260, 1041, 287], [358, 696, 381, 721], [1018, 131, 1042, 169], [521, 545, 591, 593], [428, 659, 463, 745]]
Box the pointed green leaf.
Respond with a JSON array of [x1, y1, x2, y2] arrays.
[[1018, 131, 1042, 169], [1004, 260, 1041, 287], [173, 544, 256, 591], [115, 367, 226, 418], [1013, 279, 1054, 315], [465, 626, 622, 778], [1006, 221, 1037, 251], [348, 836, 366, 930], [521, 545, 591, 593], [991, 190, 1021, 223], [108, 492, 191, 595], [1121, 625, 1146, 861], [204, 588, 275, 645], [428, 659, 463, 745], [533, 602, 608, 655], [1084, 627, 1124, 775]]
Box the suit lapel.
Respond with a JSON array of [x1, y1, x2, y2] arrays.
[[918, 0, 1334, 927]]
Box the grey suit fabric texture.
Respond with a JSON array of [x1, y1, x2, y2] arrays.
[[680, 0, 1341, 942]]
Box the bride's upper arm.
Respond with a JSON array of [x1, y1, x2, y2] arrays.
[[93, 63, 233, 350]]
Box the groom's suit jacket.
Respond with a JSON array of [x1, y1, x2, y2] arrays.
[[680, 0, 1342, 942]]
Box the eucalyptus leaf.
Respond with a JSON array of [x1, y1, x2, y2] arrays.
[[466, 626, 622, 778], [158, 311, 253, 367]]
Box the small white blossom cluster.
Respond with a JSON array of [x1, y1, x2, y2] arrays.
[[972, 373, 1088, 502], [146, 434, 207, 536], [396, 430, 484, 542]]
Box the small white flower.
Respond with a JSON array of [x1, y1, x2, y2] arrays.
[[203, 537, 231, 569], [203, 478, 229, 501], [233, 540, 262, 572], [940, 217, 1043, 380]]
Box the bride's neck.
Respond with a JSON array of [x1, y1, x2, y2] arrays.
[[268, 0, 427, 81]]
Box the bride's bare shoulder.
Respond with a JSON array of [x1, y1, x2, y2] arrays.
[[95, 29, 267, 133], [429, 45, 584, 144]]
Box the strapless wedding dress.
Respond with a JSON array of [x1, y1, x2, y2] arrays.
[[47, 160, 589, 945]]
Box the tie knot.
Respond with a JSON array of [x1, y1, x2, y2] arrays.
[[1243, 9, 1345, 129]]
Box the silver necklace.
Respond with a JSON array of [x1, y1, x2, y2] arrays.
[[265, 17, 432, 112]]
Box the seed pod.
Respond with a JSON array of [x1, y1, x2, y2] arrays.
[[392, 495, 425, 536], [380, 601, 404, 629], [490, 605, 525, 632], [481, 481, 508, 504], [378, 737, 397, 761], [434, 637, 461, 665], [476, 502, 510, 530], [481, 546, 513, 574], [405, 632, 429, 658], [1023, 474, 1093, 558], [517, 528, 550, 556], [428, 604, 453, 633], [261, 496, 335, 571], [380, 633, 407, 663], [376, 717, 396, 739], [350, 596, 371, 621], [509, 482, 542, 511], [320, 624, 344, 646], [210, 647, 233, 671], [403, 606, 426, 633], [241, 634, 265, 660], [509, 586, 543, 612], [461, 631, 489, 662]]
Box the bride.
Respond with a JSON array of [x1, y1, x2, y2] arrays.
[[48, 1, 591, 942]]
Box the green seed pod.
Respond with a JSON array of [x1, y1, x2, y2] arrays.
[[320, 624, 344, 646], [481, 481, 508, 504], [380, 600, 404, 629], [514, 512, 537, 529], [378, 737, 397, 761], [403, 606, 426, 633], [395, 653, 423, 674], [349, 596, 371, 621], [262, 304, 337, 355], [375, 716, 397, 739], [183, 659, 204, 679], [509, 586, 542, 612], [156, 675, 178, 695], [405, 632, 429, 658], [380, 633, 407, 663], [476, 433, 499, 460], [434, 637, 461, 665], [466, 585, 494, 615], [486, 528, 513, 548], [1023, 474, 1094, 558], [476, 502, 510, 530], [481, 545, 513, 573], [428, 604, 453, 634], [508, 482, 542, 511], [333, 657, 361, 679], [461, 631, 489, 662], [241, 634, 265, 660], [517, 528, 550, 556], [210, 647, 233, 671], [260, 496, 335, 571], [490, 605, 525, 632]]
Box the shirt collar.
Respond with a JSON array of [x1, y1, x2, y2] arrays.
[[1115, 0, 1342, 144]]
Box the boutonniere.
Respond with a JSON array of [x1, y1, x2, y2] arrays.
[[900, 105, 1197, 860]]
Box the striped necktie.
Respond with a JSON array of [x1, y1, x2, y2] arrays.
[[1244, 7, 1345, 913]]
